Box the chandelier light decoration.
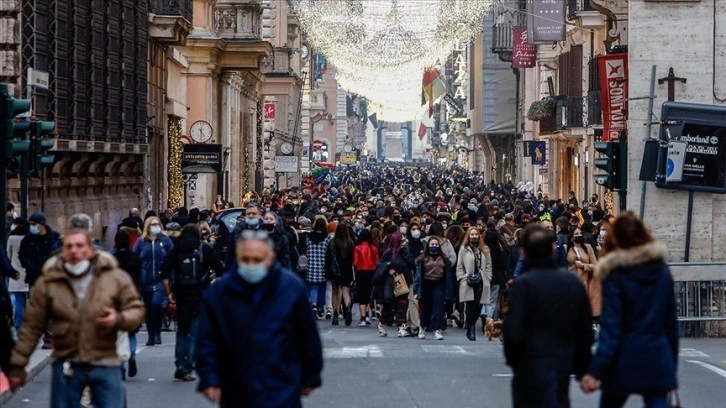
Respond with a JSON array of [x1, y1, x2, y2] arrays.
[[293, 0, 492, 122]]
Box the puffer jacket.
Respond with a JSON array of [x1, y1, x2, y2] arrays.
[[132, 235, 174, 293], [8, 252, 145, 380]]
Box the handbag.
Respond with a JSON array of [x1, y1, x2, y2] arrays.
[[393, 272, 410, 297], [669, 390, 682, 408], [466, 273, 483, 287], [350, 268, 358, 300]]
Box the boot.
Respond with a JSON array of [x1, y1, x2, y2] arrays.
[[466, 325, 476, 341], [344, 304, 353, 326], [332, 312, 339, 326]]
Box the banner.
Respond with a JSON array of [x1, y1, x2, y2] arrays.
[[598, 54, 628, 141], [182, 144, 222, 173], [512, 27, 536, 68], [523, 140, 546, 165], [529, 0, 566, 43]]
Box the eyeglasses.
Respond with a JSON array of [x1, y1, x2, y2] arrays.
[[238, 229, 270, 242]]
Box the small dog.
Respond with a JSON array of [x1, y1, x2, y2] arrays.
[[484, 319, 504, 341]]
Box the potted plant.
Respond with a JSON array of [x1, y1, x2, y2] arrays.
[[527, 96, 561, 121]]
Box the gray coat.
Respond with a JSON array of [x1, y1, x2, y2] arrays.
[[456, 245, 492, 304]]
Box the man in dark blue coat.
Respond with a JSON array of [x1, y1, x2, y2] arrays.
[[195, 230, 323, 408], [503, 225, 593, 408]]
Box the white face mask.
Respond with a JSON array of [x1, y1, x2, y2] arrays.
[[399, 226, 408, 235], [411, 230, 421, 239], [64, 260, 91, 277]]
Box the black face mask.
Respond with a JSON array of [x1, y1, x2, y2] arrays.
[[574, 236, 584, 244], [264, 223, 276, 232]]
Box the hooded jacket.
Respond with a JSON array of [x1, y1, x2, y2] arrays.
[[195, 263, 323, 408], [132, 234, 174, 293], [586, 242, 678, 395], [8, 252, 145, 380]]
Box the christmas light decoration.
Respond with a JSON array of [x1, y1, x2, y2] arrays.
[[292, 0, 492, 120], [167, 117, 183, 209]]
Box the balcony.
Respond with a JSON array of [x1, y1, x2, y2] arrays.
[[214, 1, 263, 41], [148, 0, 193, 45], [309, 90, 327, 113], [556, 96, 585, 130], [261, 47, 300, 96], [491, 23, 513, 61], [567, 0, 606, 29], [587, 91, 603, 126], [539, 115, 558, 135]]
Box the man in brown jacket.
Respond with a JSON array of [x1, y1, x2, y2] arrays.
[[6, 228, 145, 408]]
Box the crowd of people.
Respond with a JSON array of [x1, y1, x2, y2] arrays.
[[0, 162, 680, 408]]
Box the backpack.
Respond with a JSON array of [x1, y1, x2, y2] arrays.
[[176, 246, 205, 288]]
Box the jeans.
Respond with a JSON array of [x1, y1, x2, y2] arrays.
[[175, 301, 200, 374], [482, 284, 500, 320], [307, 282, 327, 308], [600, 393, 669, 408], [50, 361, 125, 408], [9, 292, 27, 332], [512, 364, 571, 408], [419, 279, 445, 331], [142, 289, 165, 342], [128, 333, 137, 357]]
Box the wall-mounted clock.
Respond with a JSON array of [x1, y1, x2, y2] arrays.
[[280, 142, 294, 155], [190, 120, 213, 143], [300, 44, 310, 60]]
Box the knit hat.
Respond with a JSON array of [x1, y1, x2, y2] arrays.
[[298, 217, 312, 231], [29, 212, 46, 225]]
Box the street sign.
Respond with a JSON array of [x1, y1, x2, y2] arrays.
[[27, 68, 49, 90], [313, 139, 322, 150], [539, 166, 548, 175], [666, 141, 687, 182], [274, 156, 299, 172], [182, 144, 222, 173], [594, 175, 609, 186]]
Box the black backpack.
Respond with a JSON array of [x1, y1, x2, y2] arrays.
[[176, 246, 206, 288]]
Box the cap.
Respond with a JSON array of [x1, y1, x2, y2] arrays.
[[298, 217, 312, 230], [29, 212, 46, 225]]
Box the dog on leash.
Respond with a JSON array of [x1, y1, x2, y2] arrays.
[[484, 319, 503, 341]]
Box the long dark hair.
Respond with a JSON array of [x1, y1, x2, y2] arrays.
[[387, 232, 404, 258], [332, 222, 354, 254], [357, 228, 375, 246], [567, 228, 586, 252]]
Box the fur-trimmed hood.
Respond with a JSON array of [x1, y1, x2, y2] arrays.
[[595, 241, 668, 280]]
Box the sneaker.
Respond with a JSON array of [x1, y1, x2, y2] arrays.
[[378, 323, 387, 337], [365, 317, 371, 326], [397, 325, 408, 337], [128, 357, 137, 378], [418, 330, 426, 339], [358, 320, 367, 327], [325, 309, 333, 320], [182, 373, 196, 382], [434, 330, 444, 340]]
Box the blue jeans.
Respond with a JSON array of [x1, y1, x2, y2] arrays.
[[482, 284, 500, 320], [128, 333, 137, 357], [142, 289, 165, 342], [600, 393, 669, 408], [50, 361, 125, 408], [307, 282, 327, 308], [175, 302, 200, 374], [10, 292, 27, 332], [419, 279, 446, 331]]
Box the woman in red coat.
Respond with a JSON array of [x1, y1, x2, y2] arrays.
[[353, 229, 379, 326]]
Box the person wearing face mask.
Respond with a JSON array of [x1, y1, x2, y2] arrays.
[[456, 227, 492, 341], [161, 225, 223, 381], [133, 216, 174, 346], [567, 228, 601, 325], [413, 238, 454, 340], [227, 203, 264, 271], [195, 232, 323, 407], [18, 213, 61, 290], [7, 228, 145, 406], [261, 211, 292, 270]]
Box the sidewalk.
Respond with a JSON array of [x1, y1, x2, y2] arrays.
[[0, 346, 51, 404]]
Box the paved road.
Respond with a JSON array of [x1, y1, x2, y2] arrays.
[[5, 325, 726, 407]]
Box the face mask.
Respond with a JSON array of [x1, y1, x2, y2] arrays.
[[320, 208, 327, 214], [599, 230, 606, 238], [150, 226, 162, 236], [441, 223, 448, 229], [246, 217, 259, 227], [469, 237, 479, 245], [393, 216, 401, 222], [574, 236, 585, 244], [264, 223, 276, 232], [64, 260, 91, 277], [237, 262, 268, 284], [30, 225, 41, 235], [429, 246, 440, 254], [337, 210, 344, 216], [539, 206, 545, 212], [206, 217, 212, 224], [399, 226, 407, 235], [411, 230, 421, 239]]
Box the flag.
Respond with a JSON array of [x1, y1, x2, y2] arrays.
[[417, 108, 435, 140], [422, 68, 447, 117], [418, 122, 428, 140]]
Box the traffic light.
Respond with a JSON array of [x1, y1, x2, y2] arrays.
[[594, 140, 627, 191], [30, 120, 56, 170], [1, 83, 31, 160]]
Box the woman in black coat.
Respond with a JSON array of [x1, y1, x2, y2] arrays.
[[326, 223, 355, 326], [581, 212, 678, 407], [113, 230, 143, 378]]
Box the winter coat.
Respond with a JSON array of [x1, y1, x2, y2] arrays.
[[567, 243, 601, 316], [195, 263, 323, 408], [6, 235, 27, 292], [8, 252, 145, 380], [456, 245, 492, 304], [586, 242, 678, 395], [132, 235, 174, 293], [18, 228, 61, 286], [503, 266, 593, 379], [353, 242, 379, 271], [305, 232, 332, 283], [422, 236, 457, 265], [413, 256, 454, 301], [112, 248, 142, 290], [325, 240, 354, 286]]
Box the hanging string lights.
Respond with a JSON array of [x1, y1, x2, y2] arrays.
[[293, 0, 492, 121]]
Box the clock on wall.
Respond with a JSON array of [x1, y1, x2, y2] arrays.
[[300, 44, 310, 60], [280, 142, 294, 155], [190, 120, 213, 143]]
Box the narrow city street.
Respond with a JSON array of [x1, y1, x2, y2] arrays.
[[5, 326, 726, 408]]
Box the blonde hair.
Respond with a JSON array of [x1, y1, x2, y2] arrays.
[[141, 216, 162, 241], [462, 226, 489, 254]]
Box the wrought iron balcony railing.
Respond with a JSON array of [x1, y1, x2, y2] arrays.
[[587, 91, 603, 126], [556, 96, 585, 130], [539, 115, 558, 135], [491, 23, 514, 54], [149, 0, 192, 23]]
